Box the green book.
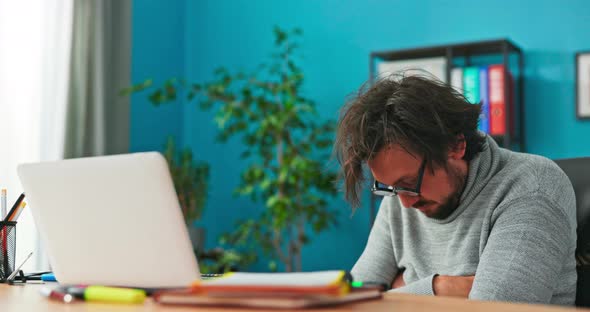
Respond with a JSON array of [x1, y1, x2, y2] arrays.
[[463, 67, 480, 104]]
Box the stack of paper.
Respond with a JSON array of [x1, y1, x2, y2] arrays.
[[153, 270, 382, 309]]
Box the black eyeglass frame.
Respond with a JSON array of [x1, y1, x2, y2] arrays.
[[371, 159, 427, 197]]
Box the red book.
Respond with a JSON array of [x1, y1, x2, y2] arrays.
[[488, 65, 510, 136], [153, 287, 381, 309]]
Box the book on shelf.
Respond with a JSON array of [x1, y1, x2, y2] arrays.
[[451, 67, 464, 93], [479, 66, 490, 133], [451, 64, 513, 136], [463, 66, 480, 105], [488, 64, 508, 136], [376, 57, 514, 137]]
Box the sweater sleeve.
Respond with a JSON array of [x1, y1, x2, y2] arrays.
[[389, 274, 436, 295], [469, 193, 575, 304], [350, 198, 398, 286]]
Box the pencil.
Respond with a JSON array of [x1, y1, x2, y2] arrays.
[[3, 193, 25, 223], [10, 202, 26, 222]]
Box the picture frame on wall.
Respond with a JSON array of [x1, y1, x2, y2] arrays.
[[576, 51, 590, 119]]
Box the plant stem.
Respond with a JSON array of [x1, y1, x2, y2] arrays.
[[276, 126, 291, 271], [288, 225, 294, 272], [295, 217, 304, 272], [272, 228, 290, 272]]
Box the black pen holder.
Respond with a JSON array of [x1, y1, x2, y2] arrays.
[[0, 221, 16, 281]]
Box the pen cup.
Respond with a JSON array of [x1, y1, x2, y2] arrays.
[[0, 221, 16, 281]]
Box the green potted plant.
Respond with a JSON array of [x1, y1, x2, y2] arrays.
[[129, 27, 338, 272]]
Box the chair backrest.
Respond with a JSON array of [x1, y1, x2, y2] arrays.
[[553, 157, 590, 307]]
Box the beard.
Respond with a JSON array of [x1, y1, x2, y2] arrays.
[[413, 164, 466, 220]]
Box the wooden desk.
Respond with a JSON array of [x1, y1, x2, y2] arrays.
[[0, 284, 583, 312]]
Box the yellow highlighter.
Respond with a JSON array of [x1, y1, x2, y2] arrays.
[[77, 286, 146, 304]]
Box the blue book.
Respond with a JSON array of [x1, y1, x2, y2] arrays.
[[479, 67, 490, 133]]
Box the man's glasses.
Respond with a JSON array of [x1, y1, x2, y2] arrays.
[[371, 159, 426, 197]]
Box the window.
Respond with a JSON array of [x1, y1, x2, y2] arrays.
[[0, 0, 72, 271]]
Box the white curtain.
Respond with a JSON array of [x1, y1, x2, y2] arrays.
[[64, 0, 131, 158], [0, 0, 73, 271], [0, 0, 130, 272]]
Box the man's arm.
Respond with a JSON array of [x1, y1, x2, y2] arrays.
[[469, 194, 575, 303], [353, 200, 446, 296], [391, 273, 476, 297], [351, 199, 398, 286], [357, 199, 438, 296], [389, 274, 438, 295]]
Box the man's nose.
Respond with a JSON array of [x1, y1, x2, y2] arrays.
[[398, 194, 420, 208]]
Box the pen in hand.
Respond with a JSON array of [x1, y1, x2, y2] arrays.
[[350, 281, 390, 292]]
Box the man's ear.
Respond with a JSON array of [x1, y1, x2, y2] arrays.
[[448, 134, 466, 160]]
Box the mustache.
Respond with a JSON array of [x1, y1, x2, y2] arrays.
[[413, 199, 436, 208]]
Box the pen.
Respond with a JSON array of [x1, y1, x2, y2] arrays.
[[39, 287, 76, 303], [350, 281, 390, 291], [10, 202, 26, 222], [60, 286, 147, 304], [7, 251, 33, 281], [41, 272, 57, 282], [3, 193, 25, 222]]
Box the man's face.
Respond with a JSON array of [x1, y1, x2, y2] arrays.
[[367, 145, 467, 219]]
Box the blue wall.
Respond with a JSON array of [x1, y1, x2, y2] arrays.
[[130, 0, 185, 152], [132, 0, 590, 271]]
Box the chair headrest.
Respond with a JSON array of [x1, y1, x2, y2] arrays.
[[554, 157, 590, 254], [554, 158, 590, 225]]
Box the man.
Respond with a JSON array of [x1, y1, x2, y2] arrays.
[[335, 75, 577, 304]]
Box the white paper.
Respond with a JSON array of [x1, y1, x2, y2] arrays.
[[201, 270, 346, 287]]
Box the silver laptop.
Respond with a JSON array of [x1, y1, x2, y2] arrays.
[[17, 152, 200, 288]]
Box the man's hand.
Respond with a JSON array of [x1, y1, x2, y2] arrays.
[[433, 275, 475, 298], [391, 270, 405, 289]]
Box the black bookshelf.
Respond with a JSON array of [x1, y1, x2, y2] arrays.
[[368, 39, 525, 226]]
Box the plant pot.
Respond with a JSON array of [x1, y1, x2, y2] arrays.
[[188, 226, 206, 255]]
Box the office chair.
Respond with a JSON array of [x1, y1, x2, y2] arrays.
[[553, 157, 590, 307]]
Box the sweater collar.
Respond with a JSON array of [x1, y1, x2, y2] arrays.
[[422, 134, 502, 224]]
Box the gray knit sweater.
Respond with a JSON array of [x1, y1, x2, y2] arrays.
[[351, 136, 577, 305]]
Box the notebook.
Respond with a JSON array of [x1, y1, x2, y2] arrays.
[[153, 271, 382, 309], [153, 287, 381, 309]]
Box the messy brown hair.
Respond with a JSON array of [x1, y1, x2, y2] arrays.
[[335, 74, 485, 208]]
